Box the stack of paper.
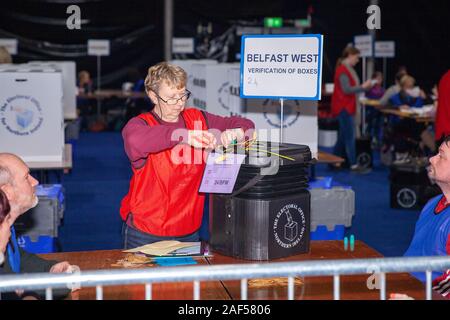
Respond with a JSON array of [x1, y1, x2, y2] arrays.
[[124, 241, 201, 256]]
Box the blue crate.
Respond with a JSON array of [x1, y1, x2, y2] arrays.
[[17, 235, 57, 254], [308, 176, 352, 190], [311, 225, 345, 240]]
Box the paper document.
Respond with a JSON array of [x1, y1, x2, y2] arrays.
[[124, 240, 201, 256]]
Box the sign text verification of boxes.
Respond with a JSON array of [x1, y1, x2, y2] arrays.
[[0, 69, 64, 162], [240, 34, 323, 100]]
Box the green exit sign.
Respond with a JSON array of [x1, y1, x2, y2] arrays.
[[264, 17, 283, 28]]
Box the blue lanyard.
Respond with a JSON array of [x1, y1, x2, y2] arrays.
[[7, 226, 21, 273]]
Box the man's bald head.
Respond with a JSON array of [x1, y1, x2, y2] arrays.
[[0, 153, 25, 187], [0, 153, 39, 220]]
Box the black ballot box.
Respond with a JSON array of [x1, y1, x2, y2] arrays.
[[341, 136, 373, 169], [356, 137, 373, 169], [389, 158, 441, 210], [209, 142, 312, 260]]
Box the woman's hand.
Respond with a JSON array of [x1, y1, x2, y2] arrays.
[[187, 130, 217, 149], [220, 128, 245, 148], [362, 79, 374, 90]]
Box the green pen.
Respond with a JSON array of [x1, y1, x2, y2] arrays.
[[350, 235, 355, 251], [344, 237, 348, 251]]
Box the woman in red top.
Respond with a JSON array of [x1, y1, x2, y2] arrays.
[[120, 62, 255, 249], [331, 46, 373, 172]]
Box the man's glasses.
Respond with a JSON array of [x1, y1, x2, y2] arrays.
[[152, 89, 191, 105]]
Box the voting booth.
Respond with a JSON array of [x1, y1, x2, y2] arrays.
[[170, 59, 218, 107], [28, 61, 77, 120], [190, 62, 239, 114], [0, 66, 64, 162]]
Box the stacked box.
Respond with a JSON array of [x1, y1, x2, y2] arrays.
[[210, 142, 312, 260], [309, 186, 355, 240], [389, 159, 441, 210], [15, 184, 64, 253]]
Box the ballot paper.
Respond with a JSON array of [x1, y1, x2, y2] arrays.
[[199, 152, 246, 194], [124, 240, 202, 256], [400, 104, 434, 116]]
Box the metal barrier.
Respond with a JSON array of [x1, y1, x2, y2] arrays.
[[0, 255, 449, 300]]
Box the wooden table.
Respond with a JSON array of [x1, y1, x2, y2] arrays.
[[208, 241, 425, 300], [78, 90, 148, 117], [380, 109, 434, 123], [78, 90, 147, 100], [27, 144, 72, 170], [38, 241, 426, 300], [39, 250, 229, 300], [316, 151, 345, 164], [28, 144, 73, 183]]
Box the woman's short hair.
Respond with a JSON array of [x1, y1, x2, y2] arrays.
[[144, 62, 187, 94], [400, 75, 415, 87], [0, 189, 10, 225]]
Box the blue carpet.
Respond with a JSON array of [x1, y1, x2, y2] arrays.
[[57, 133, 421, 256]]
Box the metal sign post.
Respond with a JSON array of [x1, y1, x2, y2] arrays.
[[280, 98, 284, 143], [96, 55, 101, 117]]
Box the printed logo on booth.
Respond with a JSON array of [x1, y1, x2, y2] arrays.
[[262, 99, 301, 128], [217, 81, 230, 111], [0, 95, 44, 136], [273, 204, 306, 249]]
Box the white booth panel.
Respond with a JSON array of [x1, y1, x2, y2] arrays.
[[0, 70, 64, 162]]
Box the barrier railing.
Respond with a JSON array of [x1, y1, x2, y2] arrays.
[[1, 256, 449, 300]]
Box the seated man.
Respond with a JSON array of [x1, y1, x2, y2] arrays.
[[404, 136, 450, 299], [0, 153, 77, 300]]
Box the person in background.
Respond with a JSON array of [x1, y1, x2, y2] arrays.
[[387, 75, 427, 163], [435, 70, 450, 145], [378, 70, 407, 107], [389, 75, 425, 110], [0, 153, 76, 300], [331, 46, 374, 173], [77, 70, 93, 95], [121, 62, 255, 249], [76, 70, 95, 131], [365, 71, 385, 147], [404, 136, 450, 299], [0, 46, 12, 64]]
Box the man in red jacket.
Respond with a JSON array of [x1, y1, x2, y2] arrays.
[[120, 62, 255, 249], [435, 70, 450, 144]]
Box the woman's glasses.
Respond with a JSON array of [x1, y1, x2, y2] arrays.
[[152, 90, 191, 105]]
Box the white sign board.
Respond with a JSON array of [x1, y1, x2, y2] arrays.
[[172, 38, 195, 54], [229, 67, 318, 157], [374, 41, 395, 58], [354, 35, 373, 57], [88, 40, 110, 56], [0, 38, 18, 55], [240, 34, 323, 100]]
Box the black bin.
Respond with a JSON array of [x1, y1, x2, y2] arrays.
[[389, 158, 441, 210], [210, 142, 312, 260]]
